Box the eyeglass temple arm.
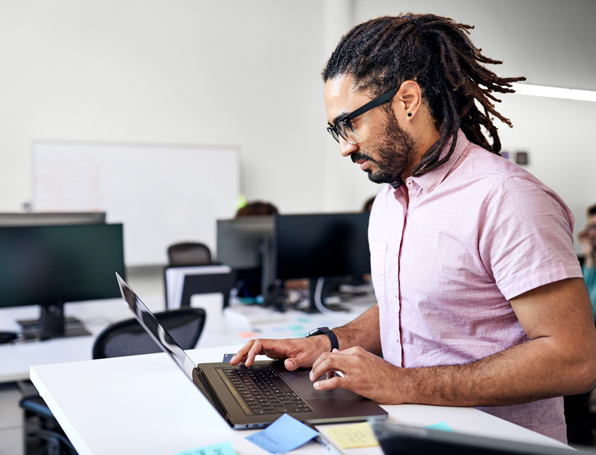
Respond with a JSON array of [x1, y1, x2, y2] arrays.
[[346, 87, 399, 121]]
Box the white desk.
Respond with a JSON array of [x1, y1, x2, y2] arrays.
[[30, 344, 571, 455]]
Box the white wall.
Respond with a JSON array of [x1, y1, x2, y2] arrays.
[[1, 0, 595, 246], [0, 0, 332, 214]]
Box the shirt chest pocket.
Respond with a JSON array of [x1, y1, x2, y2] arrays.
[[370, 240, 388, 300]]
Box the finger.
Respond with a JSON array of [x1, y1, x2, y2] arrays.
[[310, 352, 330, 377], [310, 352, 347, 382], [313, 375, 344, 391], [244, 339, 266, 367], [285, 349, 318, 371], [232, 339, 266, 367], [310, 348, 346, 373], [284, 358, 298, 371], [230, 340, 256, 365]]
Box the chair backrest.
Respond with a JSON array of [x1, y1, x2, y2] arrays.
[[92, 307, 206, 359], [167, 242, 212, 266]]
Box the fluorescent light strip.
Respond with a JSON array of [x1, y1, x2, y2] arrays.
[[511, 83, 596, 102]]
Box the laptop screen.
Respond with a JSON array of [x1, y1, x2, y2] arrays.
[[116, 273, 197, 380]]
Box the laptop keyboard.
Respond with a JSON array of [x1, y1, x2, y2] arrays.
[[217, 365, 313, 416]]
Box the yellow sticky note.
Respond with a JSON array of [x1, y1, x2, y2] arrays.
[[323, 421, 379, 449]]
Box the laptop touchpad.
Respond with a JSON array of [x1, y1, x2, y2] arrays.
[[280, 369, 359, 400]]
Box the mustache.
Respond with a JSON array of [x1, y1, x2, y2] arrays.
[[351, 153, 376, 164]]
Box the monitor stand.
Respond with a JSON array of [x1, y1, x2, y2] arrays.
[[17, 302, 91, 340], [304, 277, 350, 314]]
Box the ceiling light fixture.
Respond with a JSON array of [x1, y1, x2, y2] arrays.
[[511, 83, 596, 103]]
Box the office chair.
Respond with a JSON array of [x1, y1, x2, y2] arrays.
[[20, 308, 206, 455], [92, 307, 206, 358], [167, 242, 212, 266]]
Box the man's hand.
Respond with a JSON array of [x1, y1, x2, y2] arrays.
[[231, 304, 382, 371], [230, 336, 331, 370], [309, 346, 404, 404]]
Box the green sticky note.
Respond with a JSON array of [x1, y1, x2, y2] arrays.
[[174, 441, 237, 455]]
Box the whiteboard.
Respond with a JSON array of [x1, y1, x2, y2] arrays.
[[32, 141, 239, 266]]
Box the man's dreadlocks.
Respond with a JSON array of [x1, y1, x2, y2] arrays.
[[322, 14, 526, 177]]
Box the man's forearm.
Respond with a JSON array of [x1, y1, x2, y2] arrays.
[[334, 304, 382, 355], [399, 336, 596, 407], [310, 280, 596, 405]]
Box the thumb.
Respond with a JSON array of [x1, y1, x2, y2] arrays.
[[284, 353, 314, 371], [284, 357, 299, 371]]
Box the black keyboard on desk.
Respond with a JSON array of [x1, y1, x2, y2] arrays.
[[218, 365, 313, 416]]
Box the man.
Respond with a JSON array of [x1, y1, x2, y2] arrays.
[[231, 14, 596, 442], [578, 204, 596, 319]]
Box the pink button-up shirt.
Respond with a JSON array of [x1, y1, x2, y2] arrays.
[[369, 130, 581, 442]]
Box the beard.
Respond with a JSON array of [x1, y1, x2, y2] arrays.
[[351, 113, 416, 185]]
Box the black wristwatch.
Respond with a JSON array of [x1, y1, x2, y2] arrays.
[[305, 327, 339, 352]]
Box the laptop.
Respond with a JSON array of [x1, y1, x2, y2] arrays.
[[116, 273, 388, 429]]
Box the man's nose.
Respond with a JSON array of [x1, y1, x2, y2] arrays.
[[339, 137, 358, 157]]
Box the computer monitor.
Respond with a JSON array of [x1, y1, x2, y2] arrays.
[[0, 212, 106, 226], [275, 212, 370, 279], [264, 212, 371, 311], [0, 223, 125, 340], [216, 216, 275, 301]]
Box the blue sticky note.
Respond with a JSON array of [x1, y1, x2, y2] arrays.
[[174, 441, 237, 455], [246, 414, 318, 453], [424, 421, 454, 432]]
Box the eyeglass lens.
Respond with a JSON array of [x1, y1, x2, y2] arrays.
[[335, 120, 359, 144]]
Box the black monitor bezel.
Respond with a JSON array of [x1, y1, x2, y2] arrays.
[[0, 223, 125, 340], [273, 212, 371, 280]]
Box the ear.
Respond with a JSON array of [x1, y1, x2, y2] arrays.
[[396, 80, 422, 118]]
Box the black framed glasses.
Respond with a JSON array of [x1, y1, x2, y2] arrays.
[[326, 87, 398, 144]]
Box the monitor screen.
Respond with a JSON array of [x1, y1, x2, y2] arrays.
[[216, 216, 274, 269], [0, 223, 125, 339], [274, 212, 371, 280], [216, 216, 275, 302]]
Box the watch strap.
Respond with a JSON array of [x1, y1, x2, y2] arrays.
[[305, 326, 339, 351]]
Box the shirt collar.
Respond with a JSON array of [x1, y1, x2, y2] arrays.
[[405, 129, 470, 194]]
